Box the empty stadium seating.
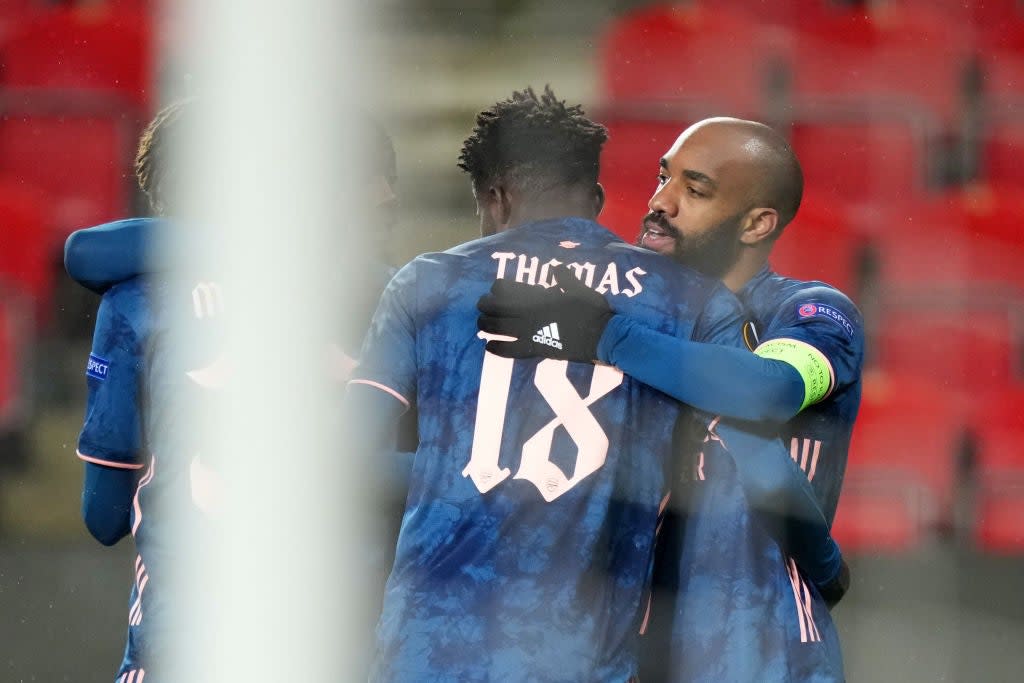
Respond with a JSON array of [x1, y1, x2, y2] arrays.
[[874, 308, 1020, 391], [840, 371, 966, 549], [600, 4, 770, 117], [0, 282, 32, 467], [0, 5, 152, 109], [767, 197, 866, 296], [0, 4, 152, 234], [782, 7, 972, 203], [968, 388, 1024, 552], [900, 0, 1024, 29], [0, 177, 52, 323], [978, 51, 1024, 186]]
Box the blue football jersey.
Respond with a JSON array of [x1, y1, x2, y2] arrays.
[[648, 268, 863, 682], [352, 218, 747, 683], [78, 280, 151, 474], [742, 268, 864, 525], [79, 277, 224, 683]]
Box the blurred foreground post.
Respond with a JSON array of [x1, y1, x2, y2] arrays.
[[165, 0, 369, 679]]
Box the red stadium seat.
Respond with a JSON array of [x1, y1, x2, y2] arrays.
[[782, 6, 972, 204], [599, 4, 771, 117], [710, 0, 838, 27], [831, 485, 923, 552], [791, 6, 972, 126], [946, 184, 1024, 247], [0, 177, 52, 323], [979, 15, 1024, 53], [0, 0, 41, 44], [0, 283, 32, 444], [855, 196, 1024, 297], [976, 51, 1024, 186], [874, 308, 1020, 391], [981, 119, 1024, 189], [975, 492, 1024, 552], [0, 5, 153, 110], [840, 371, 966, 547], [967, 387, 1024, 552], [789, 118, 931, 205], [897, 0, 1023, 28], [972, 422, 1024, 553], [853, 200, 971, 291], [767, 197, 866, 297], [0, 109, 140, 234], [0, 5, 152, 233]]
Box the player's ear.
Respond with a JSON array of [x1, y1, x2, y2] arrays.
[[487, 185, 513, 230], [593, 183, 606, 218], [477, 184, 510, 235], [740, 207, 779, 246]]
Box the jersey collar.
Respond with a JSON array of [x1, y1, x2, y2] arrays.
[[738, 264, 773, 300]]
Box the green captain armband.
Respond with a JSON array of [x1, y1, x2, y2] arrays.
[[754, 338, 835, 411]]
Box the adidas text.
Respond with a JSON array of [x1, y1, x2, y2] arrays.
[[533, 323, 563, 349]]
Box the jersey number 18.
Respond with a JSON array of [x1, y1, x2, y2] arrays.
[[463, 332, 624, 502]]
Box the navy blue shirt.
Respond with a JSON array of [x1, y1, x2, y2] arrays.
[[741, 268, 864, 524], [78, 276, 224, 682], [352, 218, 746, 682], [652, 269, 863, 682]]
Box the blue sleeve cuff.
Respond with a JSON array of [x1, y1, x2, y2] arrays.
[[81, 462, 135, 546], [596, 314, 634, 365]]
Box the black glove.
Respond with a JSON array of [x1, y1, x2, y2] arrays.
[[476, 264, 613, 362], [817, 557, 851, 610]]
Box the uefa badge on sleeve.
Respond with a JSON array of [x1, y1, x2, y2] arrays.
[[86, 354, 110, 381]]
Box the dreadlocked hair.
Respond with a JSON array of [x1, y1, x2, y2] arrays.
[[457, 85, 608, 196], [135, 99, 191, 215]]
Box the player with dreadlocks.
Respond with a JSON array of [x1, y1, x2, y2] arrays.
[[345, 86, 841, 682]]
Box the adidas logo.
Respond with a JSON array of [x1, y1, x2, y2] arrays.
[[533, 322, 563, 350]]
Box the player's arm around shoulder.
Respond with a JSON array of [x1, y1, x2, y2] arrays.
[[346, 258, 421, 449], [691, 281, 749, 349], [64, 218, 163, 294], [754, 285, 865, 411]]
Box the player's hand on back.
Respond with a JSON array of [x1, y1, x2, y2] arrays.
[[817, 556, 851, 611], [477, 264, 613, 363]]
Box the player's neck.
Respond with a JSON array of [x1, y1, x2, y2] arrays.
[[721, 249, 769, 293], [508, 202, 596, 228]]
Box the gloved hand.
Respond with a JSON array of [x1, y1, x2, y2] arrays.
[[817, 557, 851, 610], [476, 264, 613, 362]]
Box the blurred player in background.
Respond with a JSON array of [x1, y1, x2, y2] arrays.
[[480, 117, 860, 681], [65, 110, 413, 679], [346, 86, 840, 682], [65, 113, 400, 384], [71, 99, 220, 682]]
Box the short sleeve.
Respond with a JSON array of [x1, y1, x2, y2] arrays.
[[758, 286, 865, 394], [349, 260, 419, 409], [77, 293, 146, 469], [691, 283, 748, 349]]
